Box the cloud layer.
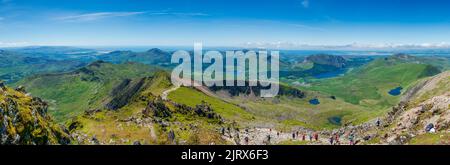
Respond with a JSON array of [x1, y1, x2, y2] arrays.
[[55, 11, 208, 22], [242, 41, 450, 50], [55, 12, 146, 22]]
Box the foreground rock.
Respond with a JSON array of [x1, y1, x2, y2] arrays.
[[0, 85, 71, 145]]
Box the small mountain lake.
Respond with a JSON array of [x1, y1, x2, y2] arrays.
[[309, 98, 320, 105], [388, 86, 403, 96], [328, 116, 342, 126]]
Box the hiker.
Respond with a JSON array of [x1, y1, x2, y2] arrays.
[[425, 123, 434, 133], [335, 134, 340, 144], [244, 136, 249, 144], [302, 134, 306, 141], [430, 127, 436, 133], [292, 133, 296, 139], [309, 133, 313, 141], [376, 118, 381, 127], [277, 132, 280, 137], [314, 133, 319, 141], [329, 135, 334, 145], [348, 133, 354, 145]]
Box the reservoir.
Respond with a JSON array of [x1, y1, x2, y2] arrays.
[[309, 98, 320, 105], [388, 86, 403, 96]]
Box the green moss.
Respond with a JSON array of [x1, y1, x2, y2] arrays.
[[0, 85, 71, 144]]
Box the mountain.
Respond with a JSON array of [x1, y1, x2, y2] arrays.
[[305, 54, 348, 68], [98, 48, 172, 67], [0, 49, 87, 83], [6, 46, 99, 61], [65, 71, 233, 144], [0, 82, 71, 145], [308, 54, 442, 106], [385, 71, 450, 144], [339, 71, 450, 145], [16, 61, 163, 122], [280, 54, 373, 79]]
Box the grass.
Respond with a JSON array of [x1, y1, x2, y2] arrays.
[[168, 87, 254, 122], [307, 62, 435, 107], [228, 93, 380, 130], [277, 139, 310, 145], [409, 133, 450, 145], [15, 62, 161, 122], [221, 58, 442, 130]]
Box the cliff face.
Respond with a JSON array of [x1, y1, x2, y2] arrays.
[[0, 83, 71, 145]]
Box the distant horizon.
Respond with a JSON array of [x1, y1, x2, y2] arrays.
[[2, 43, 450, 51], [1, 0, 450, 48], [3, 45, 450, 57]]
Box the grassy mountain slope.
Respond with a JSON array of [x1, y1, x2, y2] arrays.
[[67, 72, 231, 144], [207, 55, 445, 129], [15, 61, 162, 122], [307, 55, 442, 107]]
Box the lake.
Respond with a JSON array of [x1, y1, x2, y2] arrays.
[[328, 116, 342, 126], [388, 86, 403, 96], [309, 98, 320, 105]]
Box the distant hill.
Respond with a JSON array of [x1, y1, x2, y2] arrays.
[[305, 54, 348, 68], [0, 50, 87, 83], [98, 48, 173, 67], [5, 46, 99, 61], [280, 54, 371, 79]]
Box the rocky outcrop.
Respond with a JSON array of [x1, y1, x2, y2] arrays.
[[209, 80, 305, 98], [143, 98, 172, 118], [106, 77, 150, 110], [0, 85, 71, 145]]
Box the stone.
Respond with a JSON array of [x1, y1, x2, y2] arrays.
[[168, 130, 176, 143], [15, 86, 26, 93], [0, 80, 6, 90]]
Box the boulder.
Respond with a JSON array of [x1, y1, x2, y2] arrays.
[[14, 86, 26, 93]]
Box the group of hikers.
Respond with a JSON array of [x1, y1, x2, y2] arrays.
[[234, 127, 359, 145], [277, 129, 358, 145]]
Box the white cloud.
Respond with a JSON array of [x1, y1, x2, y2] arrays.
[[55, 11, 147, 22], [241, 42, 450, 50], [55, 11, 208, 22], [148, 12, 209, 16], [301, 0, 309, 8]]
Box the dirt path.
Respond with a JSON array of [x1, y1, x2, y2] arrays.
[[161, 85, 179, 100], [223, 127, 351, 145], [161, 77, 218, 100]]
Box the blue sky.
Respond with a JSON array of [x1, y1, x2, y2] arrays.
[[1, 0, 450, 48]]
